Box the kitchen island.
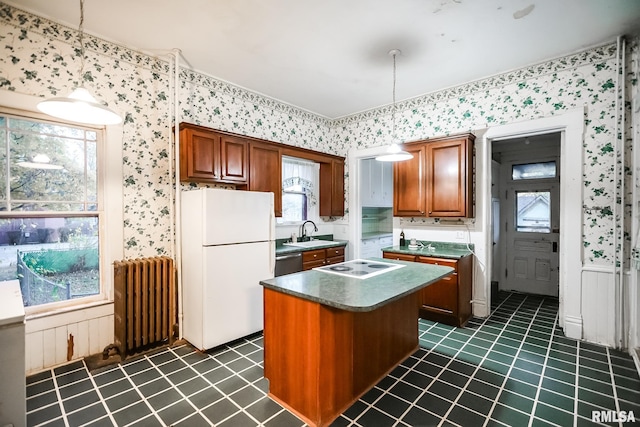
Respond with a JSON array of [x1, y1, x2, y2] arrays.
[[259, 258, 453, 427]]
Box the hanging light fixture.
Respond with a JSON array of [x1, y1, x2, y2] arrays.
[[376, 49, 412, 162], [37, 0, 121, 125]]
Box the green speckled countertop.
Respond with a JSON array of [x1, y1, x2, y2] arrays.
[[260, 257, 453, 312], [275, 235, 347, 255], [382, 240, 473, 259]]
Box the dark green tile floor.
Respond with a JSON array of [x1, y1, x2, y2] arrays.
[[26, 292, 640, 426]]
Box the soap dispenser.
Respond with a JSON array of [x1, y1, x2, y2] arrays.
[[399, 230, 406, 246]]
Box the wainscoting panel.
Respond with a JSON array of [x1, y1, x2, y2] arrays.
[[24, 303, 114, 374], [581, 266, 616, 347]]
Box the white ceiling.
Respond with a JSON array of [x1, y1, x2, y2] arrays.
[[6, 0, 640, 118]]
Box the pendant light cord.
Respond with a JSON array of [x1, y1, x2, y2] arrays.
[[391, 51, 397, 140], [78, 0, 85, 87]]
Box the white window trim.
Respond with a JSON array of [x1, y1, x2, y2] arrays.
[[0, 90, 124, 318]]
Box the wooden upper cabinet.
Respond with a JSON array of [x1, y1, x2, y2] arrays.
[[319, 159, 345, 217], [180, 127, 218, 181], [179, 123, 345, 217], [393, 144, 427, 217], [219, 134, 248, 183], [393, 133, 475, 218], [427, 137, 473, 217], [179, 123, 247, 185], [249, 142, 282, 217]]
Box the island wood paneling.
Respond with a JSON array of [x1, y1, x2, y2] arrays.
[[263, 288, 419, 427]]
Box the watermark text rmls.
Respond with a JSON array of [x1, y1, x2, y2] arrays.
[[592, 411, 636, 423]]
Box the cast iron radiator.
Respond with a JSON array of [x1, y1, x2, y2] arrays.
[[111, 256, 177, 359]]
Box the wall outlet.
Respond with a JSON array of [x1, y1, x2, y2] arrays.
[[455, 231, 464, 239]]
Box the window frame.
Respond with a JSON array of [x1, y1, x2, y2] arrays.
[[0, 97, 122, 317]]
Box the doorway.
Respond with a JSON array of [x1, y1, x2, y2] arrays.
[[492, 133, 561, 298]]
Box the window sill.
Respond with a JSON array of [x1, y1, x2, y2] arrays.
[[26, 297, 113, 322]]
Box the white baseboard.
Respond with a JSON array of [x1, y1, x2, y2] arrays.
[[563, 314, 583, 340], [472, 299, 489, 318]]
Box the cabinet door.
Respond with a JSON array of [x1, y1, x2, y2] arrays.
[[367, 160, 392, 207], [180, 128, 219, 181], [393, 145, 427, 216], [360, 159, 372, 207], [427, 138, 472, 217], [416, 256, 458, 314], [219, 134, 248, 183], [249, 142, 282, 217], [380, 161, 393, 207], [319, 160, 345, 217]]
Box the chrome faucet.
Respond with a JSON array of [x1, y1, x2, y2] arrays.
[[300, 220, 318, 240]]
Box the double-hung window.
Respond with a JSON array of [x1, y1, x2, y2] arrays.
[[0, 111, 104, 311], [279, 156, 319, 224]]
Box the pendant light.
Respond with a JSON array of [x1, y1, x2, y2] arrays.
[[37, 0, 121, 125], [376, 49, 412, 162]]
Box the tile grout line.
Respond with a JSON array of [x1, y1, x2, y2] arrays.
[[526, 297, 563, 427], [77, 359, 118, 427], [172, 340, 286, 426], [391, 292, 524, 426], [115, 356, 170, 427], [341, 320, 451, 425], [435, 294, 537, 426], [574, 340, 581, 427], [605, 347, 624, 427], [469, 294, 547, 427], [50, 367, 71, 427], [146, 346, 232, 426]]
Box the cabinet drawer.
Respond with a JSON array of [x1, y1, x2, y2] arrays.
[[416, 256, 458, 269], [303, 259, 326, 270], [303, 249, 326, 263], [326, 246, 345, 258], [326, 255, 345, 265], [383, 252, 417, 262]]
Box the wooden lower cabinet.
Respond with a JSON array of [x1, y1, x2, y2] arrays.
[[383, 252, 473, 327], [302, 246, 345, 270], [263, 287, 419, 427]]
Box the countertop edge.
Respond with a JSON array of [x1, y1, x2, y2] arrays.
[[275, 240, 348, 255], [260, 260, 454, 312], [382, 246, 472, 259]]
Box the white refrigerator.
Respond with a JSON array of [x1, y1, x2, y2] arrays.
[[181, 188, 275, 351]]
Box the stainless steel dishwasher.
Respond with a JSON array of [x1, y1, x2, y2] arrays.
[[275, 252, 303, 276]]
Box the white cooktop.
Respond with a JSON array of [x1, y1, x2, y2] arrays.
[[313, 259, 405, 280]]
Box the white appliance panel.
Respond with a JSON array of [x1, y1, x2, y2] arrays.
[[201, 188, 274, 245], [0, 280, 26, 427], [201, 241, 272, 349]]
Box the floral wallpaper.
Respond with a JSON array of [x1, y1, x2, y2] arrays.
[[0, 2, 633, 267], [332, 43, 629, 265]]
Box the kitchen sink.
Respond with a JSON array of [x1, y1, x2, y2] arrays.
[[283, 240, 339, 248]]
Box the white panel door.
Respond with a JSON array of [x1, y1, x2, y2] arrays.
[[504, 182, 559, 296]]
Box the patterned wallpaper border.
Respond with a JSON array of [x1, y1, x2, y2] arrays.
[[333, 43, 618, 127], [0, 2, 618, 132], [0, 2, 331, 126]]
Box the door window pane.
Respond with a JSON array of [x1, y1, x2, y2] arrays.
[[516, 191, 550, 233], [512, 161, 556, 180]]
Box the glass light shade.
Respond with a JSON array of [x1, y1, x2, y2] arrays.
[[16, 153, 63, 170], [37, 87, 122, 125], [375, 143, 413, 162]]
